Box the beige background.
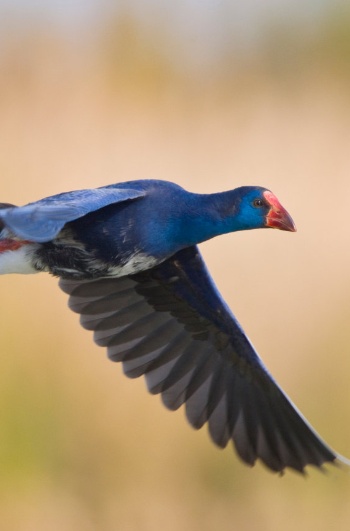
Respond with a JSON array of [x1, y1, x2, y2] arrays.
[[0, 4, 350, 530]]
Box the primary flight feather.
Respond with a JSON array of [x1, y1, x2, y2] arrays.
[[0, 179, 347, 473]]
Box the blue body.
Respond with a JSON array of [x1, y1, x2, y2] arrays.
[[68, 181, 272, 264], [0, 180, 272, 276]]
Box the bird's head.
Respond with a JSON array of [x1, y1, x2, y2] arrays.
[[226, 186, 296, 233]]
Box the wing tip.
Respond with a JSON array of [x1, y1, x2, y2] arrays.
[[333, 453, 350, 472]]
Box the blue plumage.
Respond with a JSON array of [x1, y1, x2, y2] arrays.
[[0, 179, 347, 473], [0, 187, 145, 242]]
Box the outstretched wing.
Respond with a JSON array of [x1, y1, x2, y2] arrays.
[[59, 245, 343, 473], [0, 188, 145, 242]]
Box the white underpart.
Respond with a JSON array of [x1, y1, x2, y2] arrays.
[[108, 252, 159, 277], [0, 244, 39, 274], [50, 250, 160, 278]]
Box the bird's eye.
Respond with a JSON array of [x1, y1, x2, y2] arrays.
[[253, 199, 264, 208]]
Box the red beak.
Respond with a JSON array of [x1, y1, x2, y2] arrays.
[[263, 191, 296, 232]]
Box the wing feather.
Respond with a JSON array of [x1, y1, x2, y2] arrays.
[[59, 245, 344, 473], [0, 188, 145, 242]]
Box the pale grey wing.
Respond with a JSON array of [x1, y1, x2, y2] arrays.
[[59, 246, 342, 473], [0, 188, 145, 242]]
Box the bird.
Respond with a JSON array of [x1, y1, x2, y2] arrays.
[[0, 179, 347, 474]]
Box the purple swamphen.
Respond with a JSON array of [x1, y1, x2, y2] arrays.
[[0, 180, 347, 474]]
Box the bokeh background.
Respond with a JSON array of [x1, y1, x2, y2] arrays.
[[0, 1, 350, 529]]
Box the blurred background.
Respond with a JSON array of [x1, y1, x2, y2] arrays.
[[0, 0, 350, 529]]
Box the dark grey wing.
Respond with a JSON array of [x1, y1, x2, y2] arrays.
[[59, 245, 344, 473]]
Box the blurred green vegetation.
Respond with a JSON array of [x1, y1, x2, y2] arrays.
[[92, 4, 350, 95], [0, 4, 350, 530]]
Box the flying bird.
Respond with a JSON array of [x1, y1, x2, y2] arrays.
[[0, 179, 347, 474]]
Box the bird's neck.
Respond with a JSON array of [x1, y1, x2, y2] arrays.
[[173, 191, 243, 248]]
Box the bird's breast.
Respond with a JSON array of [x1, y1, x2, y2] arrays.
[[33, 236, 161, 280]]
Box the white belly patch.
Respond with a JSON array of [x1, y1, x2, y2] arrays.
[[108, 253, 159, 277]]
